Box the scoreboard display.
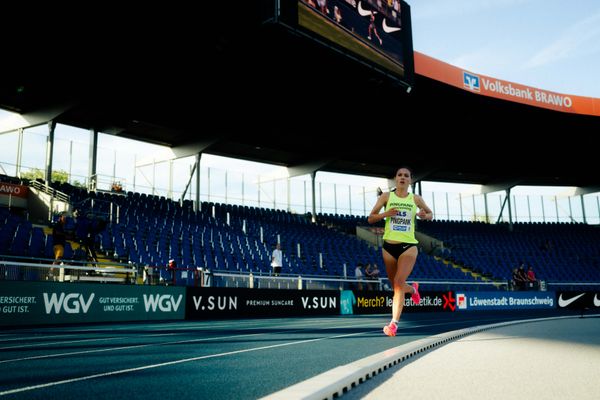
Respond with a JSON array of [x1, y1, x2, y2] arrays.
[[279, 0, 414, 87]]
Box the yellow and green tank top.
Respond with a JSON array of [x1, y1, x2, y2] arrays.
[[383, 191, 418, 243]]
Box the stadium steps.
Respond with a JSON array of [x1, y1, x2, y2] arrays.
[[435, 255, 491, 281]]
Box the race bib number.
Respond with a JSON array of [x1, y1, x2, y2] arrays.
[[390, 210, 412, 232]]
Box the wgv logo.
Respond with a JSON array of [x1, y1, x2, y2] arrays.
[[463, 72, 480, 92], [43, 292, 95, 314], [143, 294, 183, 312]]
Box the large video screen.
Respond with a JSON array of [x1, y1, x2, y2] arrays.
[[279, 0, 414, 85]]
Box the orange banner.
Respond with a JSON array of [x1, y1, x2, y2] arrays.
[[0, 183, 28, 199], [414, 51, 600, 117], [0, 183, 28, 208]]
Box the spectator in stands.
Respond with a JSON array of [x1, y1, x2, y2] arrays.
[[354, 263, 364, 290], [167, 259, 177, 285], [511, 263, 528, 290], [511, 268, 524, 291], [527, 266, 539, 290], [50, 213, 67, 278], [271, 243, 283, 276], [87, 219, 103, 263], [367, 166, 433, 337], [144, 264, 157, 285], [75, 213, 102, 264], [518, 264, 529, 289], [369, 263, 381, 290], [364, 263, 374, 290], [111, 181, 123, 193]]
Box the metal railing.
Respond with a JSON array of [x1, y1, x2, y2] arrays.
[[29, 180, 70, 203], [0, 256, 137, 284]]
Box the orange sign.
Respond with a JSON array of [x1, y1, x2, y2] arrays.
[[0, 183, 28, 208], [0, 183, 28, 198], [414, 51, 600, 116]]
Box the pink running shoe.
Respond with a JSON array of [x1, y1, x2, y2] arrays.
[[411, 282, 421, 304], [383, 322, 397, 337]]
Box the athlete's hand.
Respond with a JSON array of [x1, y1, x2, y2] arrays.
[[382, 208, 397, 217], [416, 210, 427, 219]]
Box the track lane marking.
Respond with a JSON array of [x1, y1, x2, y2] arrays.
[[0, 325, 377, 396]]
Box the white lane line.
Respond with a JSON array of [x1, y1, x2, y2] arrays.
[[0, 316, 439, 336], [0, 331, 267, 364], [0, 316, 465, 359], [0, 336, 127, 350], [0, 319, 343, 351], [34, 316, 495, 336], [0, 321, 375, 364], [0, 316, 493, 353], [12, 317, 351, 335], [0, 327, 377, 396], [0, 332, 187, 353], [0, 334, 79, 343]]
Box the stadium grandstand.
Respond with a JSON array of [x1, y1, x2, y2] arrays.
[[0, 1, 599, 400]]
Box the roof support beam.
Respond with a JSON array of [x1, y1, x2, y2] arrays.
[[88, 128, 98, 190], [135, 139, 218, 168], [0, 104, 72, 134], [480, 180, 521, 195], [574, 187, 600, 196], [287, 159, 332, 179], [44, 120, 56, 183]]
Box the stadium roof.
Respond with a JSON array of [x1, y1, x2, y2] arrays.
[[0, 4, 598, 191]]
